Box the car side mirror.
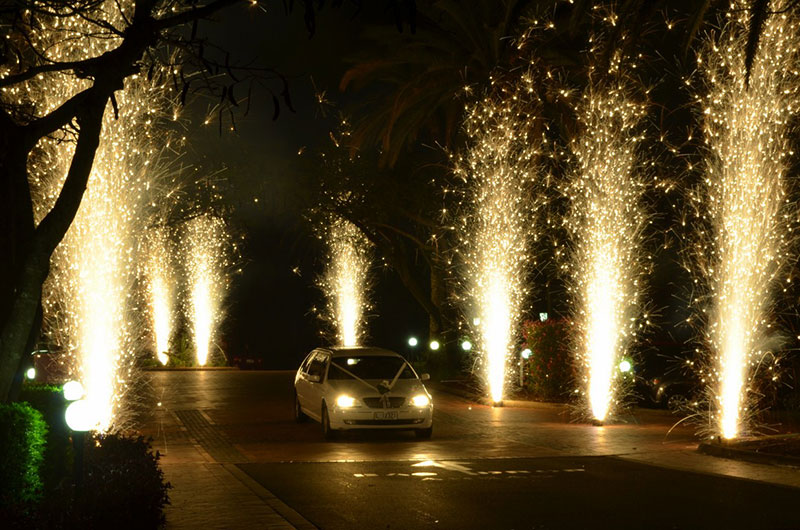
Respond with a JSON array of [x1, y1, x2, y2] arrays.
[[308, 374, 321, 383], [420, 373, 430, 381]]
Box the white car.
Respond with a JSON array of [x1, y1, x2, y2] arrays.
[[294, 346, 433, 439]]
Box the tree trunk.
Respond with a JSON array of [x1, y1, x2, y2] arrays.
[[0, 94, 106, 401]]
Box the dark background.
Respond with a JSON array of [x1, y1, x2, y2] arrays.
[[187, 3, 430, 368]]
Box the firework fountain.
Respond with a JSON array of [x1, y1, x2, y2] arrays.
[[319, 217, 373, 347], [693, 1, 800, 439], [456, 74, 541, 404], [16, 1, 177, 431], [564, 57, 649, 422], [185, 214, 232, 366], [144, 228, 174, 366]]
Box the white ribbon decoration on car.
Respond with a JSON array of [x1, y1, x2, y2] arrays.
[[330, 360, 409, 407]]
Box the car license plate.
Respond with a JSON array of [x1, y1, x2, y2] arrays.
[[374, 411, 398, 420]]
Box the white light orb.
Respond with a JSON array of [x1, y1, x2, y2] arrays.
[[63, 380, 85, 401], [618, 360, 632, 373], [25, 367, 36, 380], [472, 317, 481, 326], [461, 340, 472, 351], [408, 337, 418, 347], [521, 348, 532, 360], [65, 399, 95, 432], [429, 340, 441, 351]]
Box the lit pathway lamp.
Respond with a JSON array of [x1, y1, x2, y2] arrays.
[[407, 336, 418, 361], [64, 382, 91, 489], [519, 348, 532, 387]]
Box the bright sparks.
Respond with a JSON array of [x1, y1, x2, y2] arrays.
[[17, 1, 176, 431], [565, 63, 649, 422], [145, 229, 173, 365], [694, 1, 799, 439], [320, 217, 373, 347], [457, 73, 541, 403], [186, 215, 231, 366]]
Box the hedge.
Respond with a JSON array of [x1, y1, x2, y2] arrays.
[[520, 319, 574, 401], [72, 433, 171, 528], [0, 402, 48, 508], [19, 384, 70, 492]]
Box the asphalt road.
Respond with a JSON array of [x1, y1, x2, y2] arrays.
[[239, 457, 800, 530], [140, 370, 800, 529]]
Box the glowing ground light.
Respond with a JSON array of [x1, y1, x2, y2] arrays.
[[429, 340, 441, 351], [408, 337, 419, 347], [63, 380, 85, 401], [565, 61, 648, 422], [320, 218, 372, 347], [695, 1, 799, 439], [618, 359, 632, 373], [186, 215, 231, 366], [457, 74, 540, 404]]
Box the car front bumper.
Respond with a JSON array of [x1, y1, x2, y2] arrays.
[[329, 405, 433, 430]]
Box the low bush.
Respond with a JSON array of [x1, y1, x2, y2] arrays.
[[0, 402, 48, 508], [71, 433, 171, 528], [19, 384, 70, 492], [168, 332, 195, 367], [520, 319, 574, 401]]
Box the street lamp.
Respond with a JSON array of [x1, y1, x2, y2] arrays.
[[65, 398, 94, 489], [407, 336, 418, 347], [519, 349, 532, 387], [429, 340, 440, 351]]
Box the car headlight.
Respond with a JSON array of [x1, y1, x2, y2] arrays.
[[336, 395, 356, 408], [411, 394, 430, 407]]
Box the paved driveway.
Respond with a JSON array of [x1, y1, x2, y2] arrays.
[[137, 370, 800, 529]]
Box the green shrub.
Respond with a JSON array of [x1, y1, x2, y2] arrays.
[[168, 332, 195, 367], [71, 433, 171, 528], [0, 402, 48, 507], [19, 383, 70, 492], [520, 319, 574, 401]]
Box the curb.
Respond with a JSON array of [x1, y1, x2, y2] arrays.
[[225, 464, 318, 530], [698, 440, 800, 468], [143, 366, 240, 371], [431, 381, 676, 417]]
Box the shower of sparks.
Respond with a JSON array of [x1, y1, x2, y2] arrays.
[[11, 1, 180, 431], [564, 58, 649, 422], [456, 73, 542, 404], [185, 214, 232, 366], [319, 217, 373, 347], [145, 228, 174, 365], [693, 1, 799, 439]]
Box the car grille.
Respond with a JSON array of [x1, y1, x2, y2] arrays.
[[345, 419, 423, 426], [362, 397, 406, 409]]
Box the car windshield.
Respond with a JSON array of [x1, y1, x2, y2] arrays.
[[328, 356, 416, 380]]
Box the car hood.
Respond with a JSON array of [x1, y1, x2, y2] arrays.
[[326, 378, 429, 398]]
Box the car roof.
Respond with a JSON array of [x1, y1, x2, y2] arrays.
[[321, 346, 404, 359]]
